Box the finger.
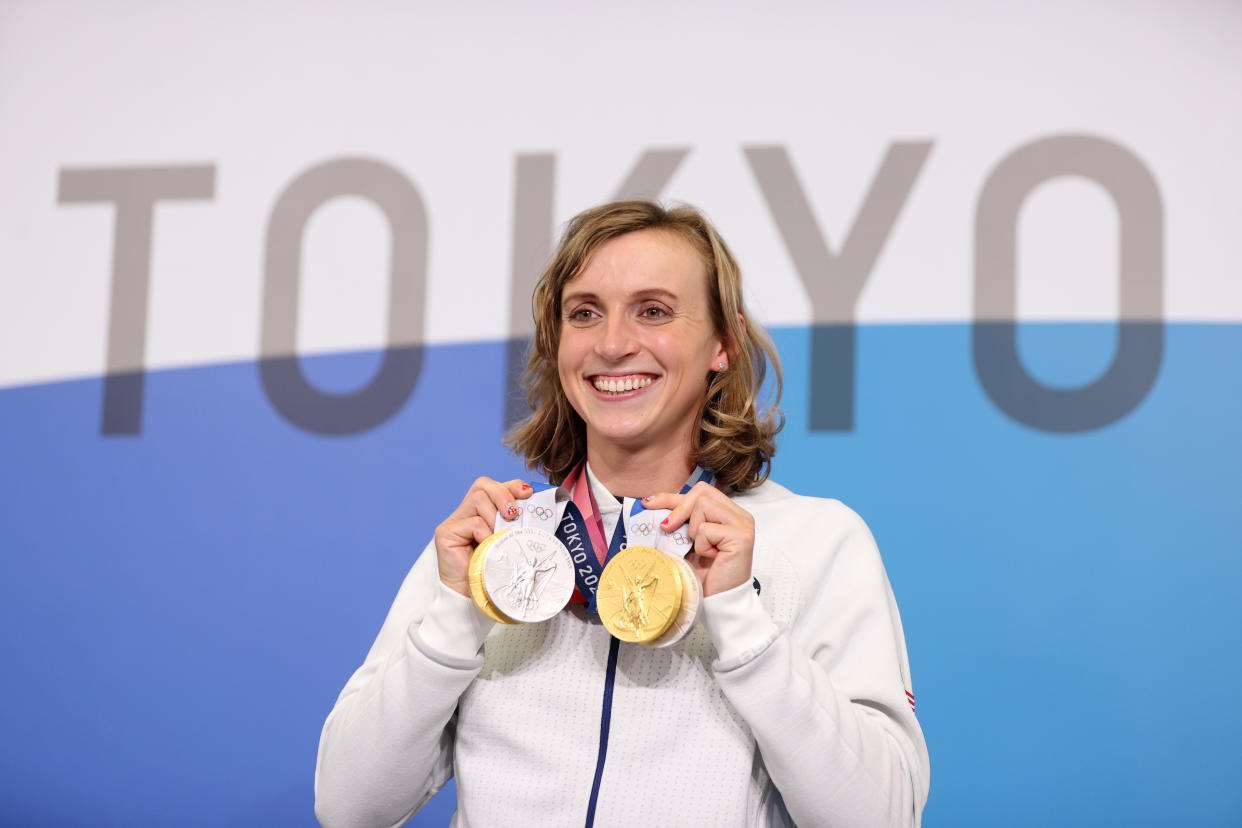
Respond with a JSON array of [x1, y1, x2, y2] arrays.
[[462, 488, 505, 523], [640, 492, 689, 537], [689, 481, 745, 522], [660, 493, 717, 538], [695, 518, 754, 557], [487, 479, 536, 517], [448, 477, 495, 520], [467, 515, 495, 545], [437, 513, 496, 551], [657, 494, 697, 534], [670, 482, 736, 528], [692, 520, 732, 557], [469, 482, 522, 523], [503, 478, 535, 500], [640, 491, 682, 512], [694, 491, 752, 537], [687, 494, 729, 544]]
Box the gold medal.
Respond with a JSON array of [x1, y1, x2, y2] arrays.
[[649, 552, 702, 648], [468, 532, 518, 625], [596, 545, 682, 643]]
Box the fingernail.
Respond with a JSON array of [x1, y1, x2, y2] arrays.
[[521, 483, 532, 491], [642, 496, 651, 503], [660, 518, 669, 526], [506, 504, 520, 518]]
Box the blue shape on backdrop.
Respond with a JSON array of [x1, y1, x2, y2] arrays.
[[1, 323, 1239, 826]]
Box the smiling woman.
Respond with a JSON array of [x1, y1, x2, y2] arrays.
[[513, 202, 783, 497], [314, 201, 930, 828]]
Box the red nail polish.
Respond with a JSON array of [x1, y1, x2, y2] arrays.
[[660, 518, 669, 526]]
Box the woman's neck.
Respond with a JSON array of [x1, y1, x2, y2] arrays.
[[585, 440, 696, 499]]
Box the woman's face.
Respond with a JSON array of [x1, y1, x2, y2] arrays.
[[557, 228, 727, 457]]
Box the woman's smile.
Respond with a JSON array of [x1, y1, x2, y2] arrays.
[[588, 373, 658, 396]]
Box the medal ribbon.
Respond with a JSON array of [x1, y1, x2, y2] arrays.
[[554, 461, 712, 613], [623, 468, 714, 560], [493, 485, 569, 534]]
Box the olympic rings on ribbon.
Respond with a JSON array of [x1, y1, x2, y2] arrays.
[[632, 523, 653, 536], [526, 504, 553, 520], [672, 532, 691, 546]]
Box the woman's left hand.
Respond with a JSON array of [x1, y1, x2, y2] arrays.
[[641, 482, 754, 598]]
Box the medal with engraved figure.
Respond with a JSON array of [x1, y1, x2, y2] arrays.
[[467, 486, 575, 625], [596, 544, 684, 643], [479, 527, 575, 622]]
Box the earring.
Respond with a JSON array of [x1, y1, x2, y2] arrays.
[[717, 362, 727, 371]]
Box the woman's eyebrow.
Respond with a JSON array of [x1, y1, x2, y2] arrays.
[[562, 287, 680, 305], [561, 289, 598, 305], [632, 288, 679, 302]]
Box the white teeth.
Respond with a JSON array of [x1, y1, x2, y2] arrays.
[[593, 376, 653, 394]]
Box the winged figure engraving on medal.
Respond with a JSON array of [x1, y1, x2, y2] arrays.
[[613, 560, 659, 633], [497, 537, 559, 620]]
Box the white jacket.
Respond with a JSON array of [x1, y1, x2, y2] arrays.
[[315, 477, 930, 827]]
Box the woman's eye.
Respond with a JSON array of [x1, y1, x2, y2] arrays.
[[568, 308, 598, 323], [640, 306, 669, 319]]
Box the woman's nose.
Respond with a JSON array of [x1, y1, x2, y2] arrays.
[[597, 315, 637, 361]]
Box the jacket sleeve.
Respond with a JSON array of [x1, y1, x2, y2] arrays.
[[313, 542, 495, 828], [701, 500, 930, 828]]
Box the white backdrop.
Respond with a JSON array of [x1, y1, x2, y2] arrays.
[[3, 0, 1239, 388]]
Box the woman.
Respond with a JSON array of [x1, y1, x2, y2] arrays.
[[315, 201, 929, 827]]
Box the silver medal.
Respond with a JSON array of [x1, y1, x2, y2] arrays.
[[481, 527, 576, 623]]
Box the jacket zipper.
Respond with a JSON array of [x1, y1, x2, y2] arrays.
[[584, 637, 621, 827]]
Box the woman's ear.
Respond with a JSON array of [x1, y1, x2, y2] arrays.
[[712, 313, 746, 372]]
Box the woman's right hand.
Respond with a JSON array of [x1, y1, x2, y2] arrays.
[[434, 477, 533, 597]]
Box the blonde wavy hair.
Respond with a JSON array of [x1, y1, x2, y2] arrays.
[[506, 200, 783, 491]]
